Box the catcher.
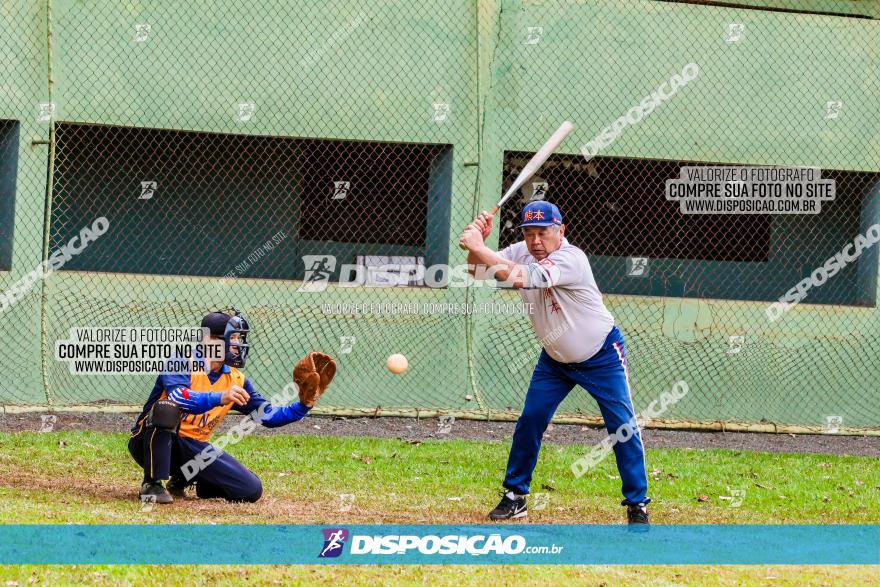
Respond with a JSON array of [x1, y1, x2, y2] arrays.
[[128, 308, 336, 504]]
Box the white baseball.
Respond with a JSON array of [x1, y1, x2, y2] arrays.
[[386, 353, 408, 374]]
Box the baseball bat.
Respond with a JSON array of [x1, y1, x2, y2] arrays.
[[460, 121, 573, 250]]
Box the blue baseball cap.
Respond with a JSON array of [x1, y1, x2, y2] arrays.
[[517, 201, 563, 228]]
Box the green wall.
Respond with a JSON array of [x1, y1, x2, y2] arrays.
[[0, 1, 50, 403], [0, 0, 878, 429]]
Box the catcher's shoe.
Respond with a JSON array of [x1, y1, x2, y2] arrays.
[[166, 477, 187, 498], [488, 491, 527, 521], [140, 482, 173, 504], [626, 503, 649, 526]]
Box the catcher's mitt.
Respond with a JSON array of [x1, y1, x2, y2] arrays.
[[293, 351, 337, 407]]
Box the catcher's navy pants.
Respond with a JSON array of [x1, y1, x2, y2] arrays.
[[128, 426, 262, 502], [503, 326, 650, 506]]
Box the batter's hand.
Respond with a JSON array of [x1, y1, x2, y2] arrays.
[[473, 210, 493, 240], [220, 385, 250, 406], [459, 225, 484, 251]]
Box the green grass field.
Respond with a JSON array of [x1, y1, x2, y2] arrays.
[[1, 430, 878, 585]]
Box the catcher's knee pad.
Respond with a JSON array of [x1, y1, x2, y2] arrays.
[[148, 399, 181, 431]]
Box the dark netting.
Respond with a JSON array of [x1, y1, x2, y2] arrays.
[[498, 153, 879, 305], [51, 123, 450, 280]]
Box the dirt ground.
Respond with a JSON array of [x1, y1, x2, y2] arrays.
[[2, 412, 878, 457]]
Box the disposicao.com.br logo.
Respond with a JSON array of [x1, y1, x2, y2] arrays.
[[319, 528, 349, 558], [318, 528, 563, 557]]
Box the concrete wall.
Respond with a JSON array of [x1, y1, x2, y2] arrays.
[[0, 0, 877, 427]]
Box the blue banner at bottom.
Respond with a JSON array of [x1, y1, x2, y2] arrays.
[[0, 525, 877, 565]]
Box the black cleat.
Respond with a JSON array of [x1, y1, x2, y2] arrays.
[[166, 477, 187, 498], [626, 502, 649, 526], [488, 491, 528, 521], [140, 482, 173, 504]]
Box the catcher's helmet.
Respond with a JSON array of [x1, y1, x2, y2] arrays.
[[201, 307, 251, 368]]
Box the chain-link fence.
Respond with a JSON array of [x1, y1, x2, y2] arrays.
[[1, 1, 878, 433], [0, 1, 49, 404]]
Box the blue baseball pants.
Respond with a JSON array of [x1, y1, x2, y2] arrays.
[[128, 425, 263, 502], [503, 326, 649, 505]]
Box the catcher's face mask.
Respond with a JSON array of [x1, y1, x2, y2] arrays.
[[223, 310, 250, 368]]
